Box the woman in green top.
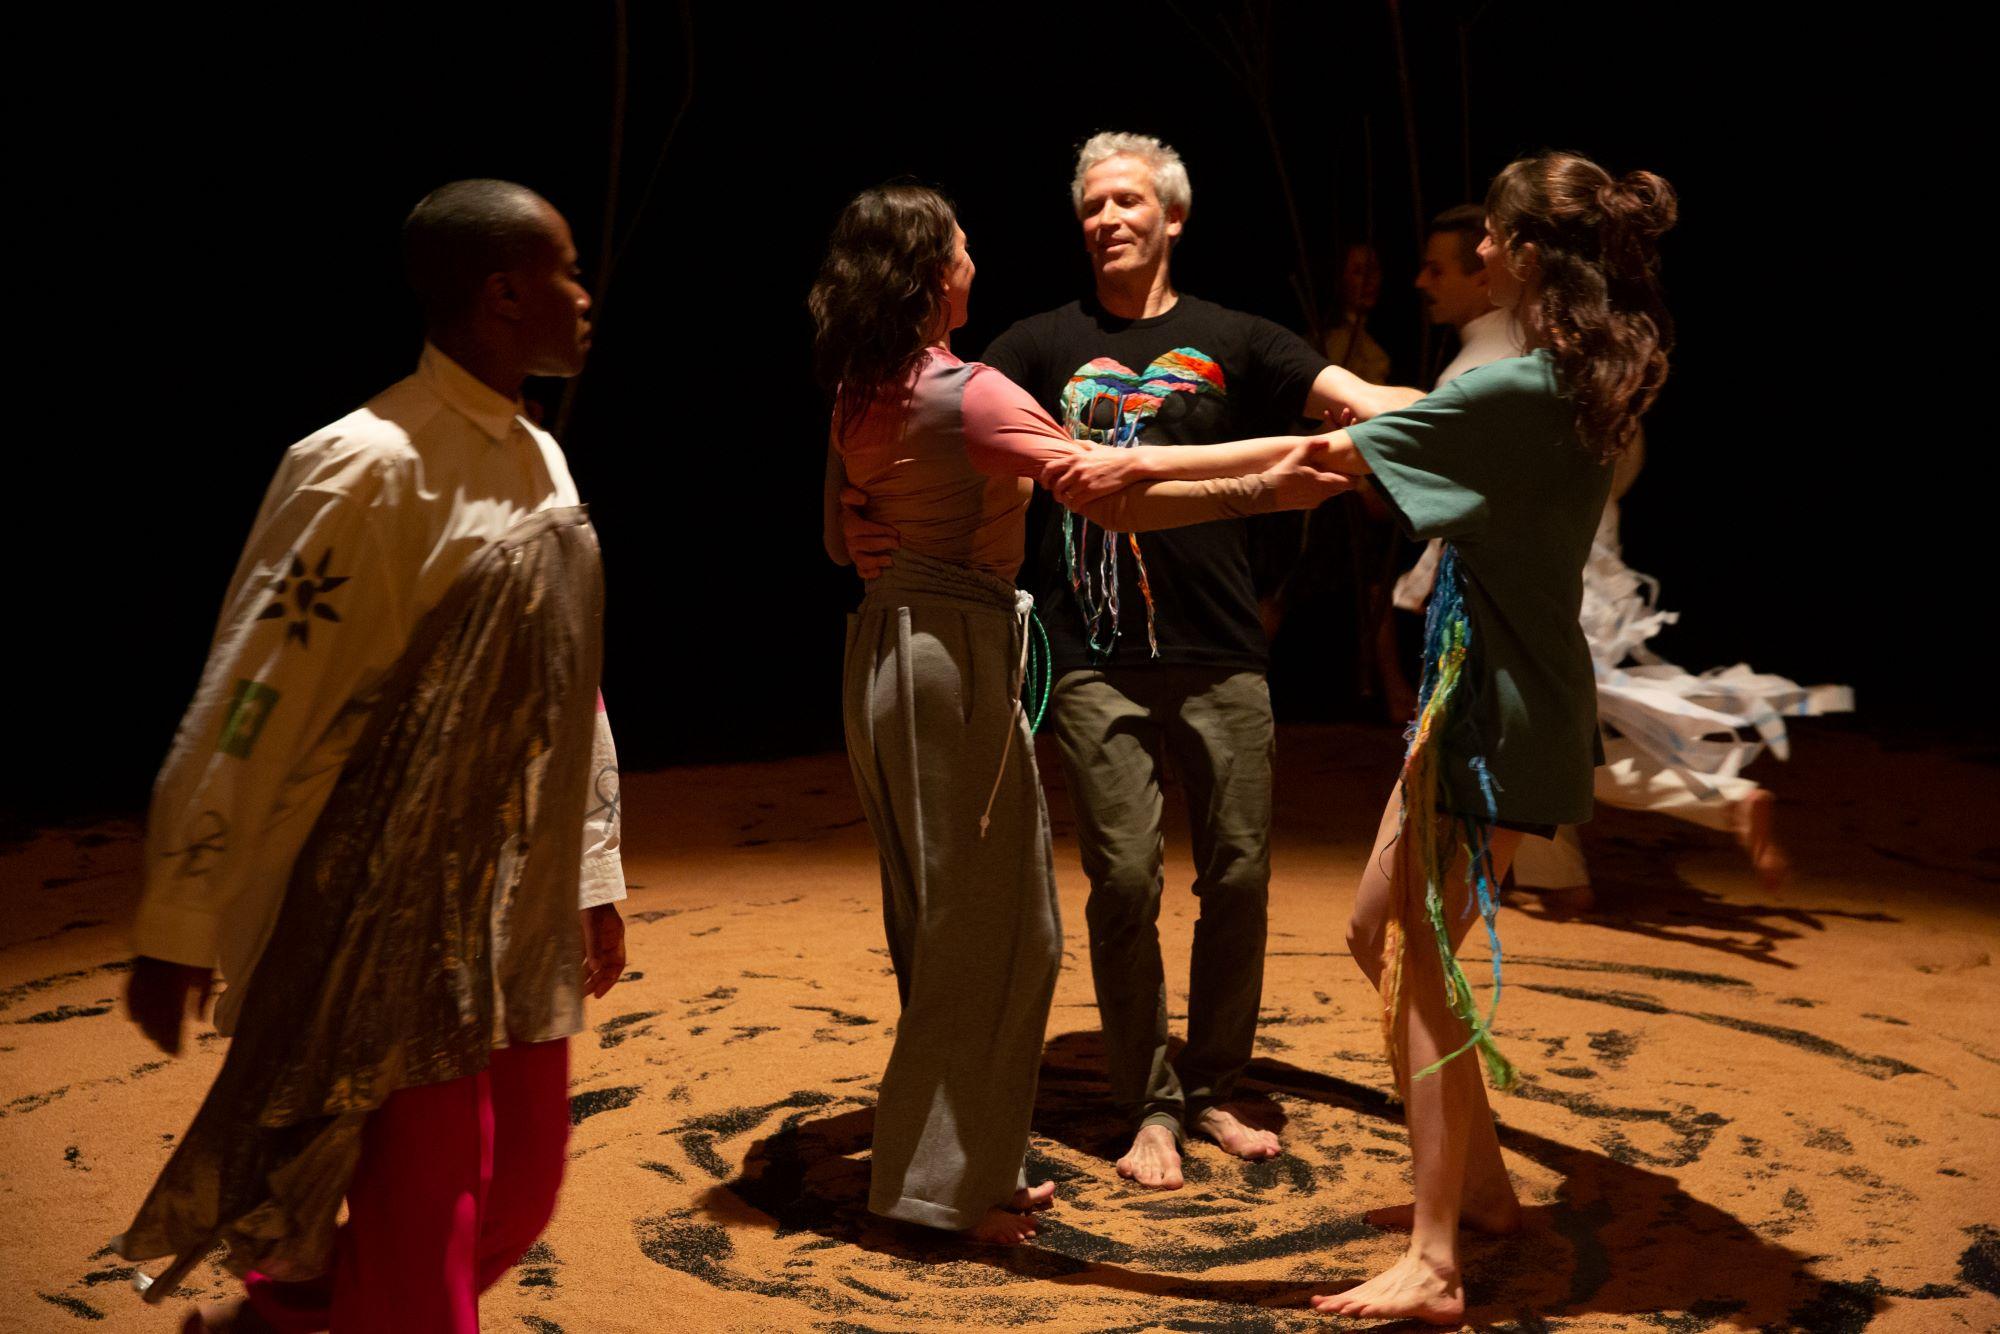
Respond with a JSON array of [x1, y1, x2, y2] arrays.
[[1043, 149, 1676, 1323]]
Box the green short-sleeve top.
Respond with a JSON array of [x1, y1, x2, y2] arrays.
[[1346, 350, 1613, 827]]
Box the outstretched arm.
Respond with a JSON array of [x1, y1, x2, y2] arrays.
[[1072, 442, 1355, 532], [1306, 363, 1426, 424], [1038, 434, 1309, 506]]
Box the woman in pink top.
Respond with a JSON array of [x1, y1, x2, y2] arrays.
[[809, 184, 1344, 1245]]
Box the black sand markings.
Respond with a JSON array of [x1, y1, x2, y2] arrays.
[[16, 1002, 113, 1024], [515, 1240, 559, 1288], [79, 1266, 136, 1286], [1781, 1276, 1887, 1331], [2, 1086, 69, 1118], [1764, 1186, 1813, 1238], [634, 1213, 861, 1312], [1524, 985, 1922, 1080], [684, 985, 737, 1017], [639, 1159, 684, 1182], [519, 1316, 563, 1333], [0, 959, 129, 1016], [1960, 1224, 2000, 1296], [1123, 1197, 1247, 1219], [36, 1292, 105, 1321], [725, 1025, 777, 1044], [1507, 955, 1753, 990], [567, 1085, 641, 1125], [595, 1010, 661, 1049], [680, 1132, 732, 1179], [793, 1005, 876, 1026], [626, 906, 705, 924], [1588, 1029, 1638, 1070], [1508, 1078, 1727, 1169], [838, 1273, 903, 1302]]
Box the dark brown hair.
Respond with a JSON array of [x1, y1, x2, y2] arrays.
[[1427, 203, 1486, 276], [807, 184, 958, 438], [1484, 151, 1677, 459]]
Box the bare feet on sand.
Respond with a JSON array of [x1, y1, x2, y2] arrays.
[[1192, 1103, 1281, 1161], [1735, 788, 1789, 890], [1116, 1123, 1184, 1189], [1009, 1181, 1056, 1212], [967, 1205, 1041, 1244], [180, 1297, 275, 1333], [1513, 881, 1595, 915], [1310, 1252, 1465, 1324]]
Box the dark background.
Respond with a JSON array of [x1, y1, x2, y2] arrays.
[[8, 4, 1960, 823]]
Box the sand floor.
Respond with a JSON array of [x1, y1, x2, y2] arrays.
[[2, 723, 1997, 1332]]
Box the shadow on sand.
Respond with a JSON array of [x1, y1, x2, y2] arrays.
[[1508, 814, 1898, 972], [681, 1030, 1889, 1330]]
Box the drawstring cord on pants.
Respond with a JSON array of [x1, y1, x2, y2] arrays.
[[979, 591, 1040, 839]]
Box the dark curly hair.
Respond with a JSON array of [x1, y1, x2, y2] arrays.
[[1485, 151, 1677, 460], [807, 184, 959, 439]]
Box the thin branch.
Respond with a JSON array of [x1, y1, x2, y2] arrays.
[[556, 0, 695, 438]]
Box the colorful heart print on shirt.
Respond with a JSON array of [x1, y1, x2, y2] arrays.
[[1059, 347, 1227, 441]]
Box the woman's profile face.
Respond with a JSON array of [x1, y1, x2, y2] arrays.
[[1477, 223, 1528, 309], [941, 225, 976, 335]]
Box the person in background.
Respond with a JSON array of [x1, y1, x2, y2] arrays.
[[1323, 240, 1391, 384]]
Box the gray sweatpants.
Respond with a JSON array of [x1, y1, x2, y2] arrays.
[[843, 554, 1062, 1230]]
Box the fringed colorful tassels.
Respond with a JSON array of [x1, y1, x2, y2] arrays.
[[1060, 389, 1161, 658], [1381, 545, 1517, 1093]]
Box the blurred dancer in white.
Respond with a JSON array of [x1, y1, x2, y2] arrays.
[[1395, 203, 1852, 909]]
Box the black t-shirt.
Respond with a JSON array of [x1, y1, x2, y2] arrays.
[[982, 294, 1329, 674]]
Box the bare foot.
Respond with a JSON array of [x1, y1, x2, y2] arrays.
[[180, 1297, 277, 1333], [1734, 789, 1789, 891], [1115, 1124, 1184, 1189], [1513, 881, 1594, 915], [1010, 1181, 1056, 1212], [966, 1205, 1039, 1245], [1365, 1190, 1521, 1235], [1192, 1103, 1281, 1161], [1310, 1252, 1464, 1324]]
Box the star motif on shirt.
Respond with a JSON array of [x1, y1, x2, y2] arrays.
[[259, 547, 348, 647]]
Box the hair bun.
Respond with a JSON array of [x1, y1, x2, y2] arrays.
[[1598, 171, 1678, 239]]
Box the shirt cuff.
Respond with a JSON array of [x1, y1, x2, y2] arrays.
[[130, 899, 222, 969], [579, 850, 626, 909]]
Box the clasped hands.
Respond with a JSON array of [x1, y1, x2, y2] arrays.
[[1039, 439, 1355, 511]]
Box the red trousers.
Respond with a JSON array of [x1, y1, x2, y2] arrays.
[[244, 1038, 570, 1333]]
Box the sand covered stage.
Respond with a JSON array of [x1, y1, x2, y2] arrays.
[[2, 723, 1997, 1332]]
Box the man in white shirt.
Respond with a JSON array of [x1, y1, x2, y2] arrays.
[[1391, 205, 1525, 615], [1396, 205, 1827, 906], [118, 179, 629, 1334]]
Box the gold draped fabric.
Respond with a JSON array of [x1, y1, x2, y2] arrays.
[[119, 506, 603, 1289]]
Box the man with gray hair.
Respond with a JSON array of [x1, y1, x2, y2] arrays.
[[977, 131, 1360, 1189]]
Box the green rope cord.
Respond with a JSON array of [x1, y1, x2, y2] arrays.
[[1027, 606, 1054, 732]]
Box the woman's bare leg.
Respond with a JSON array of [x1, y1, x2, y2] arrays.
[[1314, 790, 1521, 1322]]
